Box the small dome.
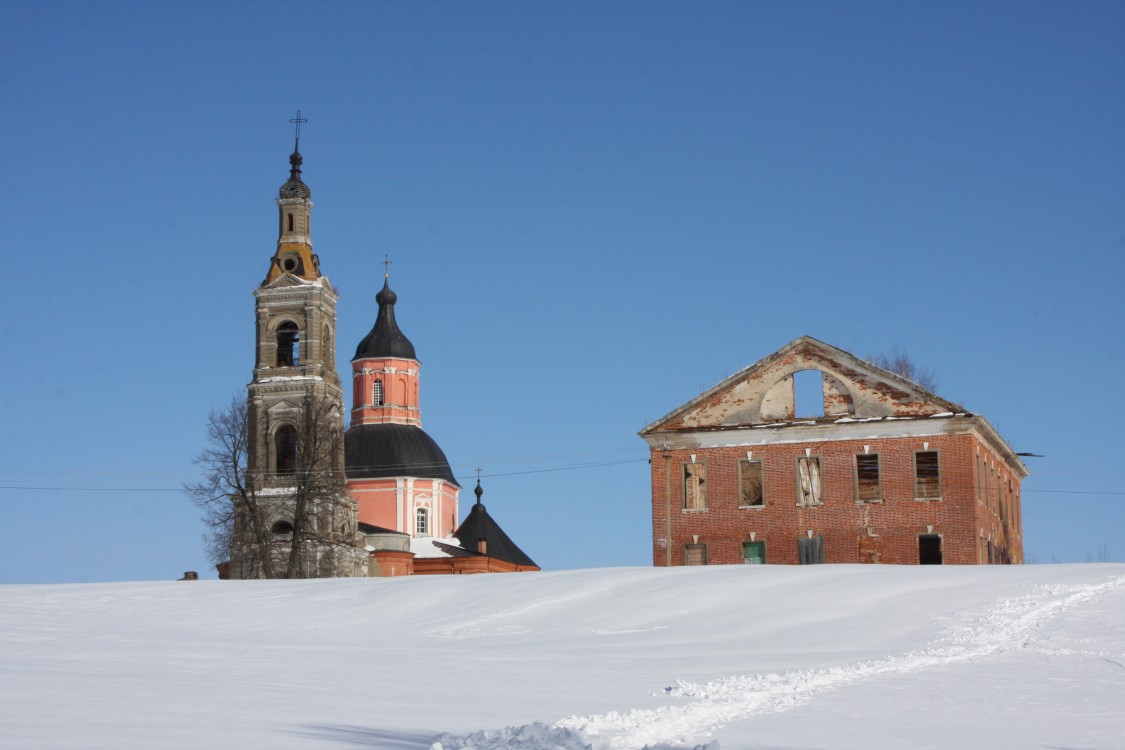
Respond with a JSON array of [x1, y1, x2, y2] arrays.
[[278, 148, 311, 199], [353, 278, 416, 360], [279, 179, 311, 199]]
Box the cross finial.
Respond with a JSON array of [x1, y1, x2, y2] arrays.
[[476, 466, 482, 482], [382, 255, 392, 278], [289, 109, 308, 148]]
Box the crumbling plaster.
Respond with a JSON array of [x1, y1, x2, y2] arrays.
[[660, 337, 960, 430]]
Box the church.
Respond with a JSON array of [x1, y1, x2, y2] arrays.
[[224, 132, 537, 578]]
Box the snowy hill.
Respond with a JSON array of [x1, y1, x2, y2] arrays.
[[2, 565, 1123, 750]]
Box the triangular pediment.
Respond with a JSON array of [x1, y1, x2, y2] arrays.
[[642, 336, 964, 433], [261, 273, 320, 290]]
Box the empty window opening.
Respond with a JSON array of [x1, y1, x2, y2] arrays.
[[793, 370, 825, 418], [798, 535, 825, 564], [276, 425, 298, 474], [276, 322, 300, 366], [683, 462, 707, 510], [287, 213, 294, 232], [684, 543, 708, 566], [919, 534, 943, 565], [915, 451, 941, 499], [415, 507, 429, 536], [271, 520, 294, 536], [796, 456, 823, 506], [743, 541, 766, 564], [373, 379, 384, 406], [739, 459, 764, 507], [856, 454, 881, 501]]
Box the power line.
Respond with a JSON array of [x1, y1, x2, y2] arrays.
[[0, 457, 651, 493]]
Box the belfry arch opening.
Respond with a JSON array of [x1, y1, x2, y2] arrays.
[[276, 322, 300, 366], [275, 424, 298, 474]]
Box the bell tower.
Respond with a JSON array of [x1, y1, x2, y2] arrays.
[[235, 119, 359, 578]]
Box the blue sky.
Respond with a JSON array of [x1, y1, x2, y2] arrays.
[[2, 1, 1122, 582]]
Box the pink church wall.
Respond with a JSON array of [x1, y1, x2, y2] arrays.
[[348, 476, 459, 538]]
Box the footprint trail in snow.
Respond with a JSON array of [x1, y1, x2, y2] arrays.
[[432, 575, 1125, 750]]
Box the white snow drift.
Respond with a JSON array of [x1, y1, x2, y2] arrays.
[[2, 564, 1123, 749]]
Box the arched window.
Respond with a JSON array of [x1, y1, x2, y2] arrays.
[[271, 519, 294, 536], [276, 425, 298, 474], [373, 379, 384, 406], [277, 321, 300, 366], [415, 507, 429, 536]]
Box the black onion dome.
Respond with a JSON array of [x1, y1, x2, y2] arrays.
[[353, 278, 417, 360], [345, 423, 458, 486], [452, 482, 538, 568], [279, 148, 311, 199]]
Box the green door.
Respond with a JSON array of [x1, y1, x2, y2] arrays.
[[742, 541, 766, 564]]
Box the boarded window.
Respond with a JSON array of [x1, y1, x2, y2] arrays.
[[915, 451, 941, 498], [796, 456, 822, 506], [683, 463, 707, 510], [856, 454, 881, 501], [684, 543, 707, 566], [798, 536, 825, 564], [739, 460, 764, 507], [743, 541, 766, 564]]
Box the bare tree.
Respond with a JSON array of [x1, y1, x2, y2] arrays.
[[868, 346, 938, 392], [184, 394, 358, 579]]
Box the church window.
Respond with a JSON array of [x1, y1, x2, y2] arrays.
[[796, 456, 823, 506], [277, 322, 300, 366], [415, 507, 429, 536], [739, 459, 764, 507], [276, 425, 298, 474], [287, 213, 294, 232], [855, 453, 881, 502], [271, 519, 294, 536], [915, 451, 941, 499], [682, 462, 707, 510], [373, 379, 384, 406]]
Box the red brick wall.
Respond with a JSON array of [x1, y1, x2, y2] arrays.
[[650, 432, 1022, 566]]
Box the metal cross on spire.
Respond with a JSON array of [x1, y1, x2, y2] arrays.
[[289, 109, 308, 148], [382, 255, 392, 278]]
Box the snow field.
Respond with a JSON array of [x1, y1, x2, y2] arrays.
[[2, 565, 1123, 750]]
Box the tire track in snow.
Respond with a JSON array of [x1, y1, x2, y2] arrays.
[[433, 575, 1124, 750]]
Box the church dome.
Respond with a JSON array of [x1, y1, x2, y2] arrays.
[[344, 423, 458, 486], [279, 148, 311, 199], [353, 278, 417, 360]]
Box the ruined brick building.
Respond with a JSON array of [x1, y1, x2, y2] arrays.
[[226, 137, 536, 578], [639, 337, 1026, 566]]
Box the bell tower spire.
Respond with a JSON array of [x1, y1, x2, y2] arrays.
[[265, 110, 319, 284]]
